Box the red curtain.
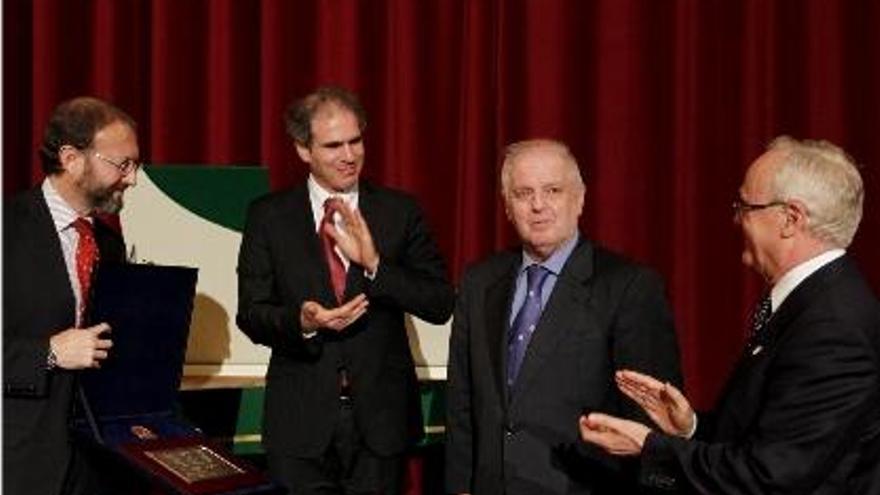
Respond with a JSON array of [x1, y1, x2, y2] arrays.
[[5, 0, 880, 409]]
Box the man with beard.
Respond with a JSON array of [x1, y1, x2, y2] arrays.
[[4, 96, 139, 495]]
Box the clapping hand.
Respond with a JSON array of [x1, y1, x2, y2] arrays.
[[300, 294, 369, 333], [615, 369, 695, 437], [578, 413, 651, 456], [579, 369, 696, 457], [323, 199, 380, 274]]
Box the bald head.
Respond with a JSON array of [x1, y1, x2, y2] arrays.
[[501, 139, 584, 200]]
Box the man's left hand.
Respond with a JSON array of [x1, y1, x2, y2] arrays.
[[300, 294, 369, 333], [616, 369, 695, 437], [578, 413, 651, 456], [324, 199, 380, 274]]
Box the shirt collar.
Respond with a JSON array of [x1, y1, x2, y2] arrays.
[[770, 248, 845, 312], [307, 175, 359, 209], [42, 178, 87, 232], [519, 233, 580, 276]]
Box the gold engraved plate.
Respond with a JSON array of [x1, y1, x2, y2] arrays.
[[144, 445, 244, 484]]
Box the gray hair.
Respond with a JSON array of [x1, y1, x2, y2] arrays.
[[500, 139, 585, 197], [768, 136, 864, 248]]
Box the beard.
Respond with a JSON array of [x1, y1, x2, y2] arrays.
[[90, 188, 125, 214], [78, 165, 127, 214]]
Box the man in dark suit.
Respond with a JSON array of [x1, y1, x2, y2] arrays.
[[237, 86, 455, 495], [445, 139, 683, 494], [3, 97, 139, 494], [580, 137, 880, 494]]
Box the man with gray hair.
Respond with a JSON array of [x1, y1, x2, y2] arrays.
[[446, 139, 682, 494], [580, 137, 880, 494]]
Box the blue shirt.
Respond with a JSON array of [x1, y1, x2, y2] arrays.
[[508, 234, 580, 327]]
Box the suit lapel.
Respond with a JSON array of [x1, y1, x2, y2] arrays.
[[765, 256, 847, 347], [511, 239, 596, 403], [23, 190, 77, 319], [713, 255, 850, 434], [736, 255, 847, 368], [485, 256, 518, 405], [284, 186, 337, 305]]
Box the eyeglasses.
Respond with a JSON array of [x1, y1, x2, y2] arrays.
[[92, 151, 142, 176], [732, 196, 786, 217]]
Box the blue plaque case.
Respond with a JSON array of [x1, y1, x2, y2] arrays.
[[75, 263, 280, 495]]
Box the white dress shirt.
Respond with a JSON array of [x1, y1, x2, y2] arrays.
[[307, 175, 359, 271], [42, 178, 92, 326], [770, 248, 846, 313]]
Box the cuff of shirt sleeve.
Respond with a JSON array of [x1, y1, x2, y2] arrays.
[[363, 258, 380, 280], [685, 412, 698, 439], [46, 346, 58, 370]]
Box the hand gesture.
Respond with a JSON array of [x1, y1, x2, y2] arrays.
[[49, 323, 113, 369], [323, 199, 380, 274], [300, 294, 369, 333], [616, 369, 695, 437], [579, 413, 651, 456]]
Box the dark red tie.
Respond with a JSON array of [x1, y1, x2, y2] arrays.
[[320, 198, 347, 304], [72, 218, 100, 319]]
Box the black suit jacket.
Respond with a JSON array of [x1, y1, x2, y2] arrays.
[[446, 237, 683, 495], [3, 188, 125, 495], [236, 181, 454, 457], [642, 255, 880, 495]]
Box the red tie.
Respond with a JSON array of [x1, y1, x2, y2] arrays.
[[72, 218, 100, 319], [320, 198, 347, 304]]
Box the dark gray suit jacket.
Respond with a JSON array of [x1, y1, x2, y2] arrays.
[[3, 188, 125, 495], [446, 237, 683, 495], [642, 255, 880, 495], [236, 181, 454, 458]]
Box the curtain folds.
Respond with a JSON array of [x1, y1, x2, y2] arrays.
[[5, 0, 879, 407]]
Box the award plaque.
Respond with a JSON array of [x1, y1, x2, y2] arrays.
[[119, 437, 279, 495], [74, 264, 282, 494], [144, 445, 244, 484]]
